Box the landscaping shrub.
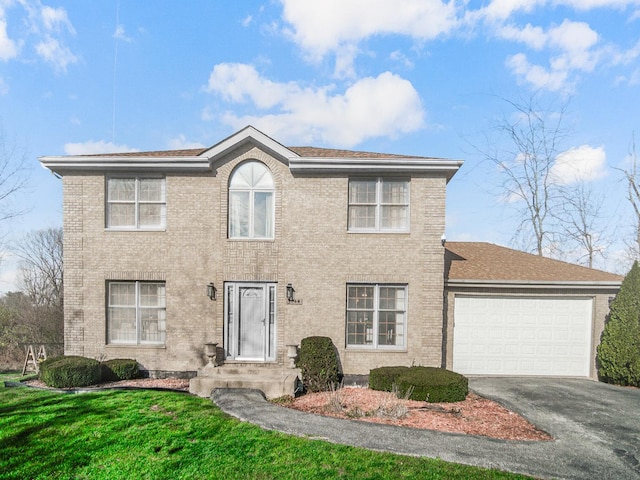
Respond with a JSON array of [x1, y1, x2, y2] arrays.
[[101, 358, 139, 381], [369, 366, 468, 403], [597, 261, 640, 387], [39, 355, 101, 388], [369, 366, 411, 392], [296, 336, 341, 392]]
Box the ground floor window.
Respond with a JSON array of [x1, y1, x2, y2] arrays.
[[107, 281, 166, 345], [346, 284, 406, 348]]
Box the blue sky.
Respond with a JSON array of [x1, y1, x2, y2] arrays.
[[1, 0, 640, 291]]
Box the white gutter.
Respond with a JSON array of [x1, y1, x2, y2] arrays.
[[39, 155, 211, 175], [446, 279, 622, 290], [289, 157, 463, 179]]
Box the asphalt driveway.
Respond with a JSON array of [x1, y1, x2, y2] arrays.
[[212, 377, 640, 480]]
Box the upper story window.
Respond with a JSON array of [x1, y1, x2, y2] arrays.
[[348, 178, 409, 232], [106, 177, 166, 230], [229, 161, 274, 239]]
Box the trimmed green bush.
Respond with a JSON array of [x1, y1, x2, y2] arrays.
[[397, 367, 468, 402], [39, 355, 101, 388], [296, 336, 341, 392], [369, 366, 468, 403], [369, 366, 411, 392], [597, 261, 640, 386], [101, 358, 139, 381]]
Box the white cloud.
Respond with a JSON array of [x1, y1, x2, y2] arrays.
[[0, 76, 8, 95], [35, 34, 77, 72], [200, 106, 215, 121], [498, 23, 547, 50], [609, 38, 640, 66], [550, 145, 608, 185], [0, 17, 18, 60], [206, 63, 297, 108], [279, 0, 459, 75], [480, 0, 545, 21], [506, 53, 569, 91], [204, 63, 425, 147], [503, 20, 601, 91], [480, 0, 640, 20], [560, 0, 640, 10], [40, 5, 75, 34], [547, 20, 599, 71], [113, 24, 131, 42], [1, 2, 78, 72], [63, 140, 138, 155], [167, 135, 206, 150], [390, 50, 415, 68]]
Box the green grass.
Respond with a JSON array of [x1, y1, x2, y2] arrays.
[[0, 380, 534, 480]]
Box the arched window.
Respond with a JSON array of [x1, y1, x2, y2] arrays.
[[228, 161, 274, 239]]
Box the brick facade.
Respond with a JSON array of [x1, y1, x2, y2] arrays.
[[59, 141, 451, 376]]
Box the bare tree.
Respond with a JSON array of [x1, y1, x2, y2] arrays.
[[14, 227, 63, 307], [555, 181, 611, 268], [477, 94, 568, 256], [620, 134, 640, 262], [0, 228, 65, 368], [0, 126, 31, 225]]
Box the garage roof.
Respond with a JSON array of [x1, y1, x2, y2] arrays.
[[445, 242, 623, 287]]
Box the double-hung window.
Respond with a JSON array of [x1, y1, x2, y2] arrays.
[[346, 284, 406, 348], [228, 161, 274, 239], [107, 281, 166, 345], [348, 178, 409, 232], [107, 177, 166, 229]]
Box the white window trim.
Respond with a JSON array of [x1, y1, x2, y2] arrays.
[[106, 175, 167, 231], [107, 281, 166, 346], [345, 283, 408, 350], [347, 177, 410, 233]]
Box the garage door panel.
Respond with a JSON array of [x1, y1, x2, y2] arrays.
[[453, 296, 592, 376]]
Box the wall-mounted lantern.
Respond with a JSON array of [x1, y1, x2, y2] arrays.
[[207, 282, 217, 301], [286, 283, 295, 303]]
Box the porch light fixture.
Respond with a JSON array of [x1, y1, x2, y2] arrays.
[[207, 282, 217, 301], [286, 283, 295, 303]]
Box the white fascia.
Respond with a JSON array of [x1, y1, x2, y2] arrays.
[[289, 157, 463, 181], [202, 125, 297, 165], [39, 155, 210, 176], [446, 279, 623, 290]]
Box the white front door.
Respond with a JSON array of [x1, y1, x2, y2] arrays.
[[225, 283, 276, 361]]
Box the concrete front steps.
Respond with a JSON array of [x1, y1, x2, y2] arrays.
[[189, 364, 302, 400]]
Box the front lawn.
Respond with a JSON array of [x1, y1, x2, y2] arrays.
[[0, 381, 533, 479]]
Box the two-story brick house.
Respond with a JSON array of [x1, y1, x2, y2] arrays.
[[40, 126, 463, 395], [40, 126, 622, 397]]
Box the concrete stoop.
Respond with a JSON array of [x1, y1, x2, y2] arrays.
[[189, 364, 302, 400]]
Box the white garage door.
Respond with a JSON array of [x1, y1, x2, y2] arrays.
[[453, 296, 593, 376]]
